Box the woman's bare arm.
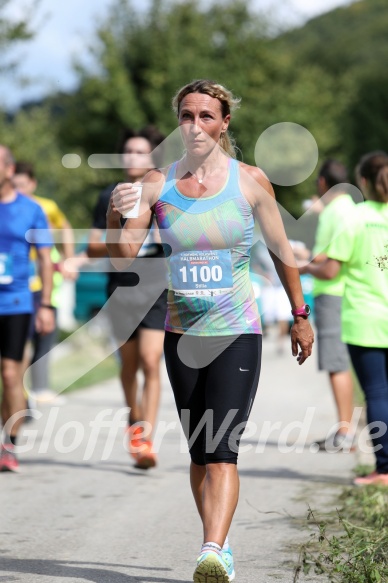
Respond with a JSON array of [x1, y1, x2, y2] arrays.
[[240, 163, 314, 364], [106, 169, 165, 270]]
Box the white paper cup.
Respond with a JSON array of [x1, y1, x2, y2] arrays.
[[121, 185, 142, 219]]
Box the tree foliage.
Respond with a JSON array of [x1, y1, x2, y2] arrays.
[[275, 0, 388, 79], [339, 70, 388, 171], [1, 0, 387, 226], [0, 0, 40, 71], [54, 0, 346, 218], [0, 107, 105, 226]]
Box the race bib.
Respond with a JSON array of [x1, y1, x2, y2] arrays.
[[0, 253, 13, 285], [170, 249, 233, 297]]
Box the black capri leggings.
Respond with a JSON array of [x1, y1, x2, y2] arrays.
[[164, 332, 262, 465]]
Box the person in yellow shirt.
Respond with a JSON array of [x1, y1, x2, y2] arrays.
[[13, 162, 75, 404]]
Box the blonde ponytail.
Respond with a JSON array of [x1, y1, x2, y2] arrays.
[[219, 131, 237, 159]]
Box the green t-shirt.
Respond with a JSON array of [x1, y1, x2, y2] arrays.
[[326, 201, 388, 347], [312, 194, 355, 297]]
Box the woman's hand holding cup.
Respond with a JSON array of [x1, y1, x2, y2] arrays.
[[108, 182, 142, 220]]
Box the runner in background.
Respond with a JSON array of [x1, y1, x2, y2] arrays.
[[87, 126, 167, 470], [13, 162, 76, 405], [0, 146, 54, 472]]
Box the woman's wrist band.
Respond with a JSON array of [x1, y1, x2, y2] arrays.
[[40, 303, 56, 310]]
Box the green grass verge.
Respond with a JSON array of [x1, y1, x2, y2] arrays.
[[295, 486, 388, 582], [51, 327, 119, 393], [51, 351, 119, 394]]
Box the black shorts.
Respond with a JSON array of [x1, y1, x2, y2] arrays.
[[0, 313, 32, 361], [164, 332, 262, 465], [106, 286, 167, 342]]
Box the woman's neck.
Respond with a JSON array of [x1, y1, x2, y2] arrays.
[[182, 148, 229, 180]]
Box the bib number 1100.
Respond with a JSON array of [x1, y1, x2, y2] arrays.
[[179, 265, 222, 284]]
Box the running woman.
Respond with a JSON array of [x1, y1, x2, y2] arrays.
[[106, 80, 314, 582]]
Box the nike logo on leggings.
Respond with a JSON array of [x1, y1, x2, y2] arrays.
[[239, 367, 249, 372]]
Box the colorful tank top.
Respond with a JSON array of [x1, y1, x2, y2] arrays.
[[153, 158, 262, 337]]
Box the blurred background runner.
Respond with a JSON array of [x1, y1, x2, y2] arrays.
[[13, 162, 76, 406], [87, 126, 167, 470], [0, 146, 54, 472]]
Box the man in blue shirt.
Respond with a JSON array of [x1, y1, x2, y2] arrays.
[[0, 145, 54, 472]]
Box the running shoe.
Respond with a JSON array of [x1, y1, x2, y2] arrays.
[[222, 547, 235, 581], [0, 444, 20, 473], [311, 430, 356, 453], [127, 425, 145, 459], [127, 426, 157, 469], [133, 439, 157, 470], [127, 425, 143, 454], [193, 550, 234, 583], [353, 471, 388, 486]]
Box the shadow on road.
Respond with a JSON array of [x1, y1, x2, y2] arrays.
[[168, 463, 352, 485], [0, 557, 191, 583], [238, 466, 352, 485], [19, 458, 157, 478]]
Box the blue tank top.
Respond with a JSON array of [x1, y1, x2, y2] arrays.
[[154, 158, 262, 336]]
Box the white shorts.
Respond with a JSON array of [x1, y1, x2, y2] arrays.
[[260, 286, 291, 323]]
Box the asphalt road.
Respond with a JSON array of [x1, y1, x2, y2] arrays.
[[0, 329, 365, 582]]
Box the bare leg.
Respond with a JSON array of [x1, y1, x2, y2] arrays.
[[190, 461, 206, 519], [1, 358, 26, 437], [190, 462, 239, 547], [119, 340, 141, 423], [138, 328, 164, 438], [202, 463, 239, 546], [329, 370, 354, 432]]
